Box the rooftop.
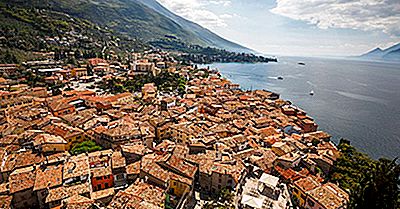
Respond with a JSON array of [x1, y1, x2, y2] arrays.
[[34, 164, 63, 191], [294, 176, 321, 193], [63, 154, 90, 180], [9, 166, 36, 194]]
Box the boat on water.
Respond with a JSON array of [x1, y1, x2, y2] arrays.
[[298, 62, 306, 65], [277, 76, 284, 80], [309, 90, 314, 96]]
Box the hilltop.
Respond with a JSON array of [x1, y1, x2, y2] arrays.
[[136, 0, 253, 53]]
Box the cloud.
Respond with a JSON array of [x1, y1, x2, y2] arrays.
[[157, 0, 233, 28], [270, 0, 400, 36]]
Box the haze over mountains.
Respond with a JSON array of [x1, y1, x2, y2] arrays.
[[360, 43, 400, 61], [136, 0, 252, 53], [2, 0, 250, 53]]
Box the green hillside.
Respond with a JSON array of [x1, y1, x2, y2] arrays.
[[0, 0, 260, 63], [5, 0, 210, 45], [0, 0, 148, 63]]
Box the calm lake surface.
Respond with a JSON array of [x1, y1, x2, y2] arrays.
[[202, 57, 400, 160]]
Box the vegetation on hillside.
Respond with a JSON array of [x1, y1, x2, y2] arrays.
[[101, 71, 187, 95], [0, 0, 147, 63], [3, 0, 206, 47], [329, 139, 400, 209], [70, 140, 103, 155], [151, 38, 277, 64], [0, 0, 274, 65]]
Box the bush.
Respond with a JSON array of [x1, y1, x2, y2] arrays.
[[70, 140, 102, 155]]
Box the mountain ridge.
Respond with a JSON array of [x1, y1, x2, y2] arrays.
[[136, 0, 253, 53], [10, 0, 251, 53], [360, 43, 400, 61]]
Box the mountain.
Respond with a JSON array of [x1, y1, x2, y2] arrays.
[[0, 1, 140, 62], [136, 0, 253, 53], [360, 43, 400, 61], [361, 48, 384, 58], [384, 48, 400, 60], [2, 0, 252, 53]]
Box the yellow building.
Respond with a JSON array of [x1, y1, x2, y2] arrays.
[[34, 133, 67, 152], [43, 123, 86, 150], [71, 68, 88, 78], [292, 176, 320, 207], [169, 176, 191, 197], [170, 123, 195, 144]]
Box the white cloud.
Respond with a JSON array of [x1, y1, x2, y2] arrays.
[[271, 0, 400, 36], [157, 0, 233, 28]]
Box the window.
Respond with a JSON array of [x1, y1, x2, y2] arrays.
[[301, 193, 306, 200], [308, 199, 315, 207], [105, 183, 109, 188], [96, 177, 102, 180]]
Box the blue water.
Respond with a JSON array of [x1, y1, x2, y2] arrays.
[[202, 57, 400, 160]]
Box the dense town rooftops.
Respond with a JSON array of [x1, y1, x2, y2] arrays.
[[0, 55, 352, 209], [0, 195, 12, 209], [121, 143, 147, 156], [307, 183, 349, 209], [126, 161, 141, 175], [43, 123, 84, 140], [109, 180, 165, 209], [94, 119, 140, 139], [46, 182, 91, 203], [158, 154, 197, 179], [48, 97, 76, 112], [294, 176, 321, 193], [63, 194, 94, 209], [91, 187, 115, 200], [34, 133, 67, 146]]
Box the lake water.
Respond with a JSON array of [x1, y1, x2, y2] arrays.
[[201, 57, 400, 160]]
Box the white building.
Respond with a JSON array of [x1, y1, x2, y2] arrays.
[[239, 173, 293, 209]]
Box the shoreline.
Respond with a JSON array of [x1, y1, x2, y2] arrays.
[[205, 61, 399, 161]]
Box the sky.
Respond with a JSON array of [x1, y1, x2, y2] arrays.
[[156, 0, 400, 57]]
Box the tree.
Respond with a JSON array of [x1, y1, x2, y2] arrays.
[[70, 140, 102, 155], [218, 188, 234, 203], [66, 56, 78, 66], [349, 158, 399, 209], [330, 139, 400, 209], [87, 65, 94, 76], [1, 50, 19, 64]]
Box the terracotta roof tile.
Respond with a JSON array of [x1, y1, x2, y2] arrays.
[[9, 166, 36, 194], [34, 164, 63, 191]]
